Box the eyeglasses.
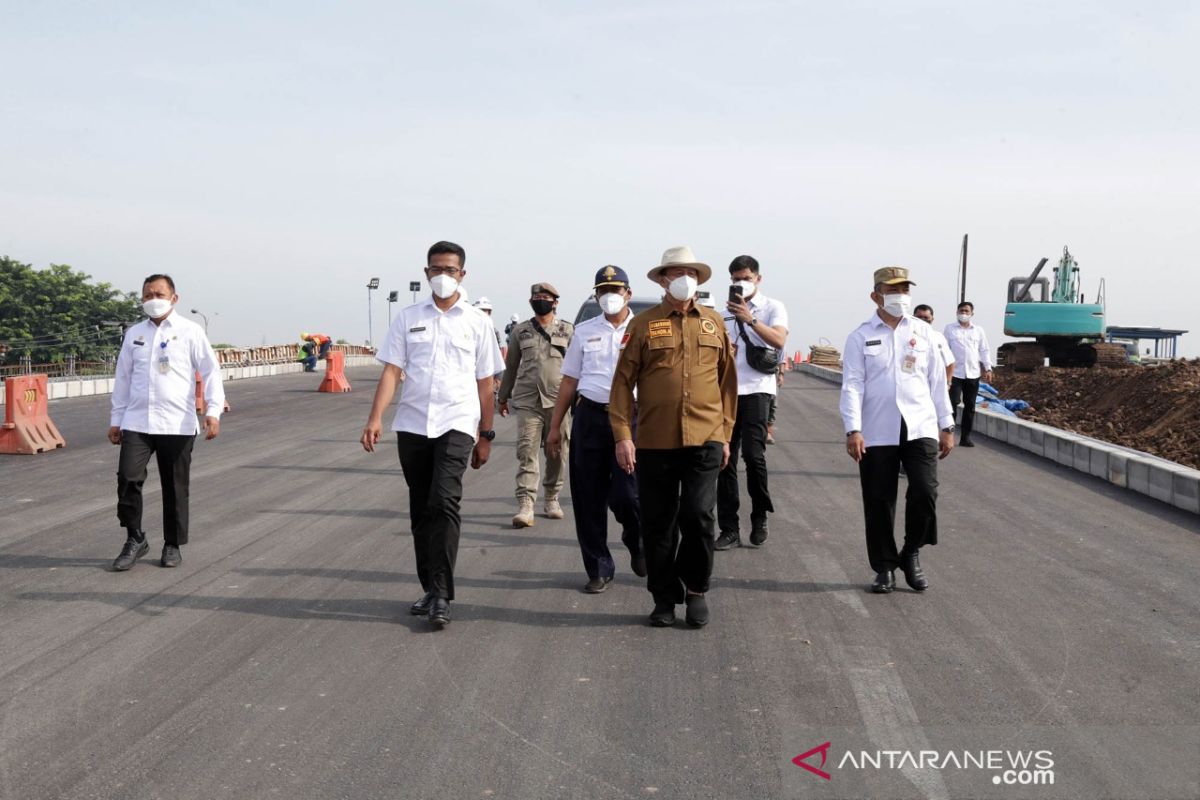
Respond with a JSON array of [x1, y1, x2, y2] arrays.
[[426, 267, 462, 277]]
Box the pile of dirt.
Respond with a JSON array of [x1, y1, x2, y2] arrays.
[[991, 360, 1200, 469]]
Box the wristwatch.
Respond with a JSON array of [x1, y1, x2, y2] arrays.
[[478, 429, 496, 441], [941, 426, 956, 434], [846, 430, 860, 437]]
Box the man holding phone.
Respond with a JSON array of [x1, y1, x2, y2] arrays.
[[716, 255, 789, 550]]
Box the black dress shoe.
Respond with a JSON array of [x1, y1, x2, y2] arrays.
[[749, 520, 768, 547], [900, 553, 929, 591], [870, 570, 895, 593], [714, 531, 740, 551], [112, 538, 149, 571], [160, 545, 182, 568], [684, 594, 709, 628], [583, 576, 613, 594], [429, 598, 451, 627], [631, 553, 647, 578], [959, 438, 975, 447], [648, 601, 676, 627], [410, 592, 435, 616]]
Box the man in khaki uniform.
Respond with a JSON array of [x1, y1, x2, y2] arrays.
[[499, 282, 574, 527], [610, 246, 738, 629]]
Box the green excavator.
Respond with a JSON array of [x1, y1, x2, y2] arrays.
[[997, 246, 1128, 372]]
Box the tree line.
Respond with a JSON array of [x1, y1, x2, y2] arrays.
[[0, 257, 142, 365]]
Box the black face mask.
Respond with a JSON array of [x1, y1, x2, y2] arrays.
[[530, 299, 555, 316]]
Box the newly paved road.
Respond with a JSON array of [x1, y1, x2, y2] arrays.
[[1, 367, 1197, 800]]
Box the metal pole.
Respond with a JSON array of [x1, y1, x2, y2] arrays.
[[367, 287, 374, 347], [959, 233, 969, 305]]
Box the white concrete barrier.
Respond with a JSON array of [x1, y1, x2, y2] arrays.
[[798, 362, 1200, 515], [4, 356, 378, 407]]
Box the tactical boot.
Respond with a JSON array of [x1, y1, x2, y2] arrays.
[[512, 498, 536, 528]]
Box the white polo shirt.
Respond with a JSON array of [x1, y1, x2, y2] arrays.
[[561, 309, 632, 405], [943, 321, 993, 379], [929, 328, 956, 371], [723, 291, 788, 396], [840, 313, 955, 447], [377, 295, 502, 440], [111, 311, 225, 435]]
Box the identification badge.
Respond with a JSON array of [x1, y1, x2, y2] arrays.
[[158, 356, 171, 374], [902, 353, 917, 373]]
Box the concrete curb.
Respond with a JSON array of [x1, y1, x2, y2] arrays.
[[796, 362, 1200, 515], [2, 357, 379, 406]]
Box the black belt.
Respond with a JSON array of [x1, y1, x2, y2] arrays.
[[577, 396, 609, 412]]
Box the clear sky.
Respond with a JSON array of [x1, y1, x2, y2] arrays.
[[3, 1, 1197, 356]]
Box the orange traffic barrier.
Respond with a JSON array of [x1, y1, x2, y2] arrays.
[[318, 350, 352, 393], [194, 371, 205, 413], [0, 375, 66, 454]]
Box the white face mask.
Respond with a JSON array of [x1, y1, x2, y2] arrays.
[[143, 298, 173, 318], [957, 312, 972, 323], [667, 274, 698, 301], [733, 279, 756, 298], [598, 292, 626, 315], [879, 292, 911, 317], [429, 274, 459, 300]]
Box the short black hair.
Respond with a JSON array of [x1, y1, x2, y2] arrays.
[[957, 300, 975, 311], [728, 255, 760, 275], [428, 240, 466, 266], [143, 274, 175, 292], [913, 304, 933, 315]]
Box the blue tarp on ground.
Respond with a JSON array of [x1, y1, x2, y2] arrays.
[[975, 381, 1029, 414]]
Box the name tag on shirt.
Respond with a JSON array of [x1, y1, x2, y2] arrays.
[[133, 338, 145, 346], [648, 320, 673, 338], [865, 339, 882, 346], [158, 356, 171, 374], [409, 326, 426, 333]]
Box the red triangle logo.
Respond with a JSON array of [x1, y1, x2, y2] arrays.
[[792, 741, 832, 781]]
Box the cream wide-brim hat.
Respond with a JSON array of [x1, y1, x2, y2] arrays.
[[647, 245, 713, 285]]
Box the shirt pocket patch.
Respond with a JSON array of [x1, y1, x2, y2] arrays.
[[697, 333, 723, 366]]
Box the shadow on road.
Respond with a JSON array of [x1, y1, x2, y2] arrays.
[[17, 590, 644, 628], [0, 554, 114, 570]]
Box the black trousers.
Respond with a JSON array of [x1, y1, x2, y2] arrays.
[[636, 442, 722, 604], [396, 430, 474, 601], [949, 377, 980, 440], [569, 399, 641, 579], [116, 431, 196, 545], [858, 422, 939, 573], [717, 392, 775, 534]]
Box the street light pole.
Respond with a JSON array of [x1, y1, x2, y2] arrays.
[[190, 308, 213, 336], [409, 280, 421, 305], [367, 278, 380, 347]]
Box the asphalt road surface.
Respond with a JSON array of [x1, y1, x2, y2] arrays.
[[1, 367, 1197, 800]]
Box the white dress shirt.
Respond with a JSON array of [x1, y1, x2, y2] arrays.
[[723, 291, 788, 396], [840, 313, 955, 447], [929, 328, 956, 371], [560, 309, 632, 404], [111, 311, 225, 435], [377, 295, 502, 440], [943, 321, 993, 379]]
